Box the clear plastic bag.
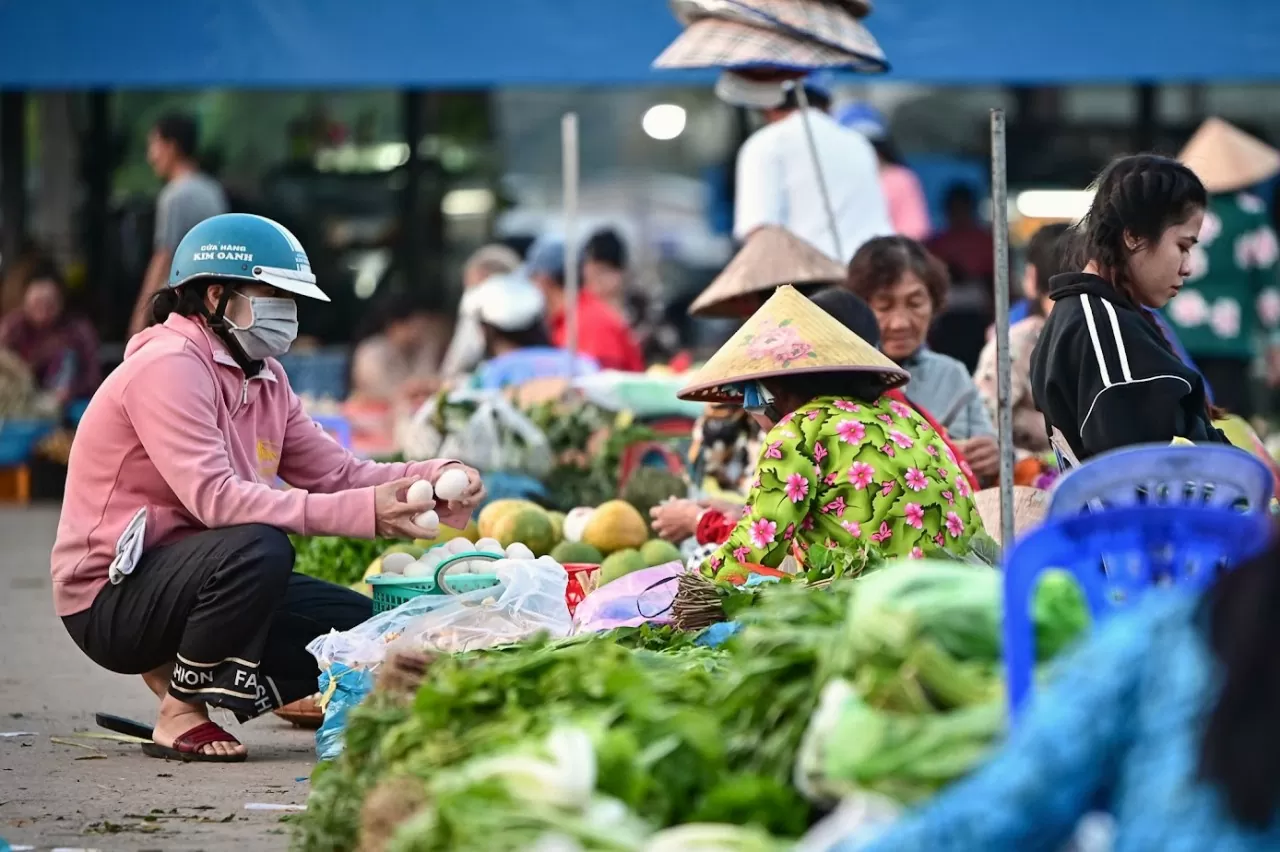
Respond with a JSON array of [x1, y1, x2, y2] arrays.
[[309, 559, 572, 760], [390, 557, 572, 656], [308, 557, 573, 671], [571, 562, 687, 633], [399, 388, 552, 476]]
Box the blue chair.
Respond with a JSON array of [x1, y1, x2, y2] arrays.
[[1002, 505, 1270, 717], [1047, 443, 1274, 519], [310, 414, 353, 450]]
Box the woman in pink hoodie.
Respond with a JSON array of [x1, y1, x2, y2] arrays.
[[53, 213, 485, 762]]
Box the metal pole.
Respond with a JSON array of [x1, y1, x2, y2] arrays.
[[791, 84, 843, 261], [990, 108, 1015, 547], [561, 113, 580, 377]]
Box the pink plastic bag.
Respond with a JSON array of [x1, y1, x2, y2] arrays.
[[571, 561, 687, 633]]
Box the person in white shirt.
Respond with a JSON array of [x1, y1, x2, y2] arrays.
[[438, 243, 523, 378], [732, 75, 893, 264]]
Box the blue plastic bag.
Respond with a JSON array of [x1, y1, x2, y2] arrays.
[[696, 620, 742, 648], [315, 664, 374, 761]]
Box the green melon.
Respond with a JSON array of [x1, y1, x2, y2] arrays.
[[490, 507, 557, 557], [599, 549, 648, 585], [551, 541, 604, 565], [640, 539, 683, 567]]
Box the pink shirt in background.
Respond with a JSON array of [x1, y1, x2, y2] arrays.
[[51, 313, 466, 616], [880, 163, 932, 241]]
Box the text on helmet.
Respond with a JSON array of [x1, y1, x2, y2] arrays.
[[195, 243, 254, 262]]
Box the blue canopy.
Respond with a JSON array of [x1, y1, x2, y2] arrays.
[[2, 0, 1279, 87]]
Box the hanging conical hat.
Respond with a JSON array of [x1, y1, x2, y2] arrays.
[[971, 486, 1048, 546], [690, 225, 847, 318], [1178, 118, 1280, 194], [678, 284, 906, 402]]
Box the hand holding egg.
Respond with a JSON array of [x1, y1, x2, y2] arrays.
[[432, 465, 485, 507]]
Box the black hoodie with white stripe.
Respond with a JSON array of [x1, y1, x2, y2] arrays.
[[1030, 272, 1226, 462]]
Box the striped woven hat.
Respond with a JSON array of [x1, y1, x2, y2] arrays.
[[689, 225, 847, 318]]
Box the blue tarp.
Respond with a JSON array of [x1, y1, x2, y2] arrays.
[[2, 0, 1280, 88]]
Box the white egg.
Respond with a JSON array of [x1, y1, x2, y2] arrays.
[[380, 552, 416, 575], [504, 542, 534, 560], [433, 468, 470, 501], [414, 510, 440, 534], [420, 549, 445, 569], [475, 537, 504, 555], [406, 479, 434, 505], [403, 560, 433, 578], [446, 537, 474, 555]]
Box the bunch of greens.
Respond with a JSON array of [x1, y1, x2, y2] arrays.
[[291, 536, 396, 586], [297, 635, 782, 851], [295, 561, 1092, 851]]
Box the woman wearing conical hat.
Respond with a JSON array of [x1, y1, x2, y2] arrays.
[[1167, 118, 1280, 418], [677, 286, 985, 581]]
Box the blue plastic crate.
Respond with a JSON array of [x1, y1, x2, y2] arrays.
[[277, 348, 350, 400], [0, 419, 57, 466]]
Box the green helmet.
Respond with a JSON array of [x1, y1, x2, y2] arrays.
[[168, 213, 329, 302]]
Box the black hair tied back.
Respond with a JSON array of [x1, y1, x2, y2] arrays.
[[1073, 154, 1207, 310]]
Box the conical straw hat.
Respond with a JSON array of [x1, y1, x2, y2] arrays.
[[690, 225, 847, 318], [1178, 117, 1280, 194], [678, 284, 907, 402]]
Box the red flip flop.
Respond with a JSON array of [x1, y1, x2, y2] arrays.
[[141, 721, 247, 763]]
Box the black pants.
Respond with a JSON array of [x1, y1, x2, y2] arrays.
[[62, 524, 371, 721], [1196, 356, 1254, 420]]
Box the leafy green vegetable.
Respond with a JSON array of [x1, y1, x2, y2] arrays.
[[295, 559, 1092, 851], [291, 536, 396, 586]]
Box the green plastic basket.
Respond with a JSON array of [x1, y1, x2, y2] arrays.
[[368, 550, 502, 614]]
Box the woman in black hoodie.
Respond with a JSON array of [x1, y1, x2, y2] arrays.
[[1031, 155, 1227, 462]]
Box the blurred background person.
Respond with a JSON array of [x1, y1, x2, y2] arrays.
[[349, 290, 450, 404], [525, 238, 644, 372], [128, 112, 229, 337], [0, 263, 100, 407], [466, 272, 600, 391], [732, 74, 893, 263], [927, 182, 994, 371], [837, 102, 932, 240], [847, 235, 999, 484], [582, 226, 680, 365], [1169, 117, 1280, 419], [439, 243, 523, 379], [0, 237, 52, 316], [974, 222, 1070, 484]]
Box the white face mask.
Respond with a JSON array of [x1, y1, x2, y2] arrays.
[[226, 294, 299, 360]]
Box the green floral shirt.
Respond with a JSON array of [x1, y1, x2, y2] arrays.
[[1162, 191, 1280, 359], [704, 395, 986, 581]]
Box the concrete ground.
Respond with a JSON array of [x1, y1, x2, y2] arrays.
[[0, 506, 315, 852]]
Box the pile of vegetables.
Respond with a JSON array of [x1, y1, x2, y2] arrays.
[[292, 535, 399, 587], [294, 560, 1090, 852]]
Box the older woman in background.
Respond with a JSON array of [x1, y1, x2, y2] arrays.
[[846, 236, 999, 484]]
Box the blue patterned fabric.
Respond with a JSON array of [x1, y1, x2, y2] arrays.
[[850, 589, 1280, 852]]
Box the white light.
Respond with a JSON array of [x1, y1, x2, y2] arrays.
[[1015, 189, 1094, 221], [642, 104, 687, 141], [442, 188, 495, 218]]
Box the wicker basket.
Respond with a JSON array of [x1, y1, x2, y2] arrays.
[[275, 695, 325, 729]]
